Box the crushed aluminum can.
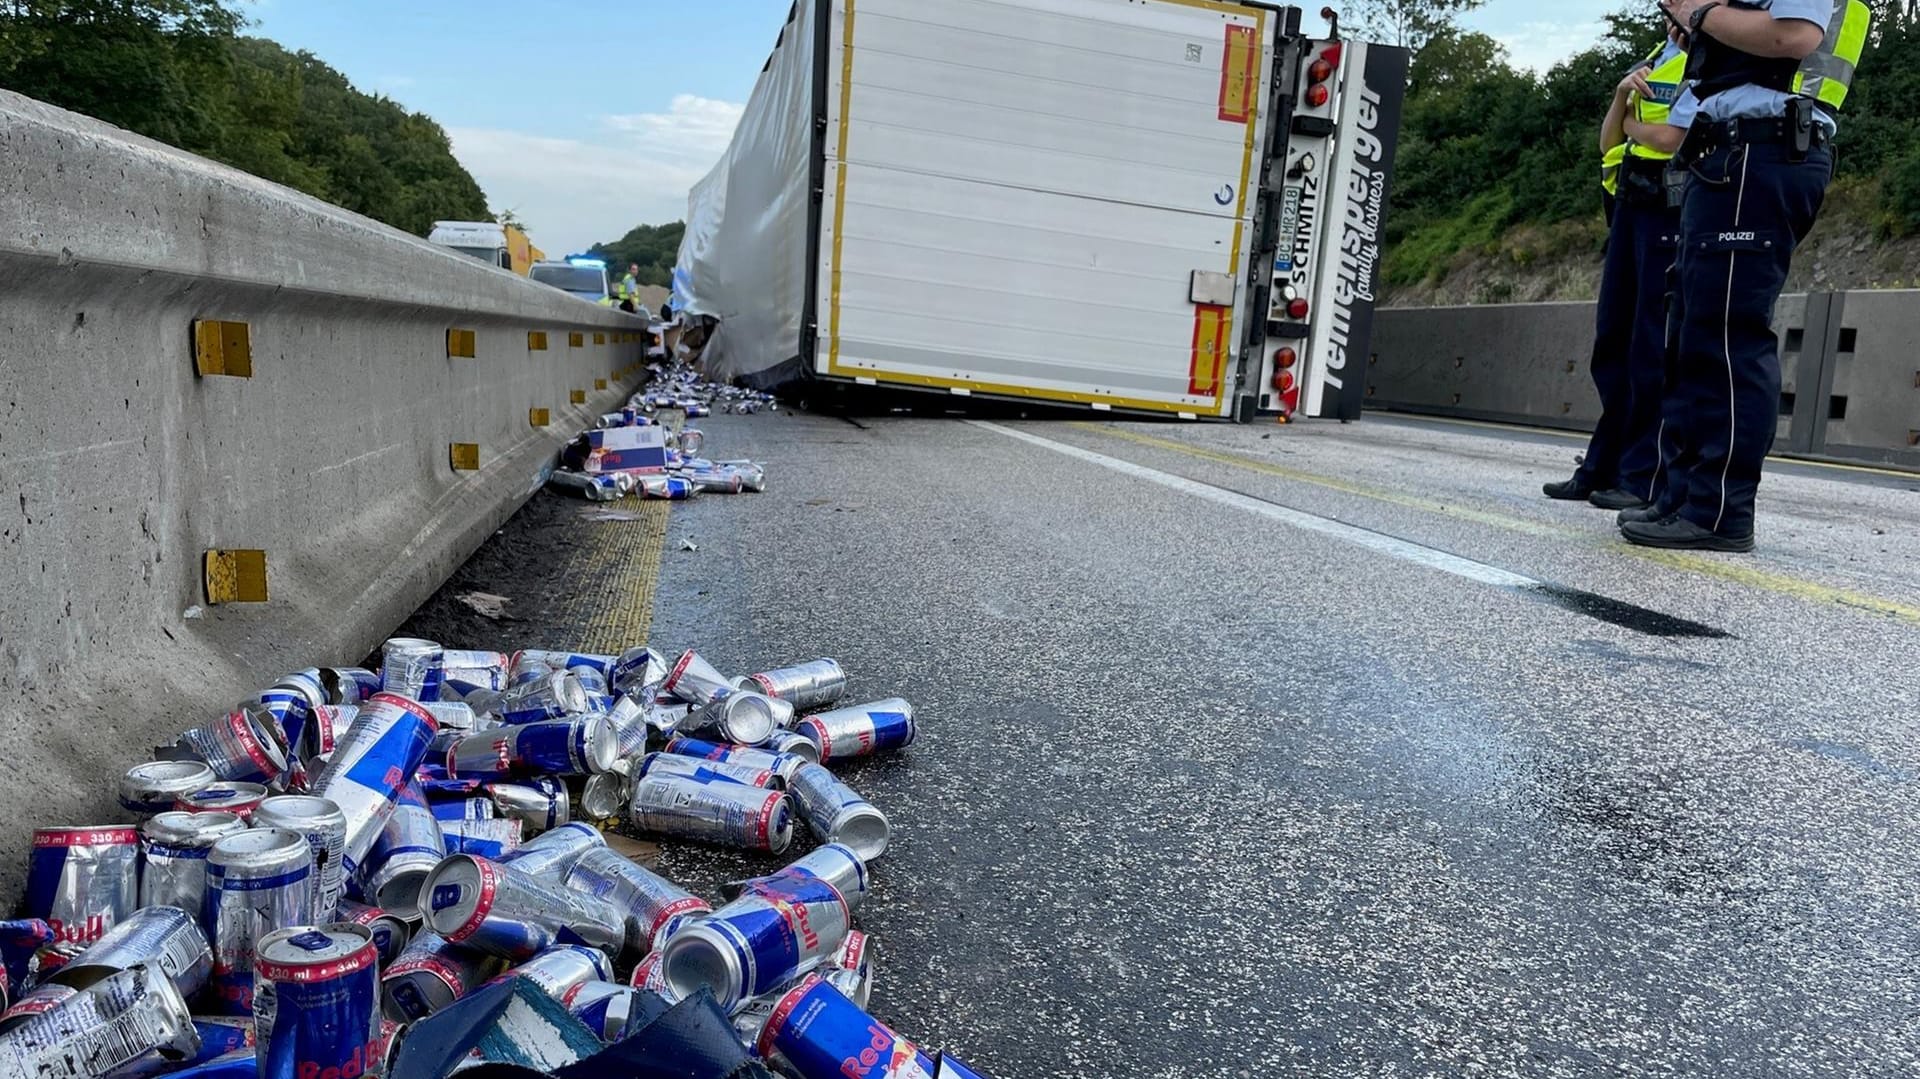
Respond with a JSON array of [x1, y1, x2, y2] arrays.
[[420, 855, 626, 961], [659, 871, 852, 1012], [797, 698, 916, 763], [562, 846, 712, 957], [760, 729, 821, 764], [685, 467, 745, 494], [756, 975, 991, 1079], [603, 697, 652, 764], [564, 981, 670, 1043], [492, 671, 590, 726], [186, 1016, 254, 1064], [0, 962, 200, 1079], [787, 764, 892, 863], [0, 922, 54, 1002], [429, 797, 495, 823], [577, 772, 630, 823], [760, 843, 871, 911], [0, 982, 75, 1034], [175, 783, 269, 820], [24, 826, 140, 948], [307, 692, 439, 874], [253, 925, 382, 1079], [446, 716, 619, 779], [425, 701, 481, 733], [336, 900, 413, 969], [609, 646, 666, 699], [249, 795, 348, 922], [496, 945, 613, 1004], [636, 475, 698, 500], [662, 650, 732, 707], [119, 761, 218, 816], [48, 906, 211, 1000], [439, 650, 509, 697], [486, 778, 571, 836], [319, 667, 381, 706], [174, 707, 289, 785], [380, 930, 505, 1023], [635, 751, 780, 790], [822, 930, 874, 1008], [628, 774, 794, 854], [362, 783, 447, 920], [303, 704, 359, 768], [204, 828, 313, 1014], [684, 690, 781, 746], [548, 470, 626, 501], [496, 821, 604, 877], [664, 735, 809, 784], [379, 638, 445, 702], [746, 659, 849, 713], [440, 817, 523, 860], [625, 950, 674, 1003], [139, 813, 246, 917]]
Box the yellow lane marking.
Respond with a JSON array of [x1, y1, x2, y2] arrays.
[[559, 498, 671, 652], [1077, 423, 1920, 626]]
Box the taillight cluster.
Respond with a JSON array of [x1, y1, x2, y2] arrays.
[[1304, 43, 1341, 108]]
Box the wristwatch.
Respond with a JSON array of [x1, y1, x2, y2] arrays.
[[1689, 2, 1722, 34]]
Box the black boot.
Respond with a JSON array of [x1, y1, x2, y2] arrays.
[[1620, 516, 1756, 553], [1543, 477, 1595, 501], [1589, 488, 1652, 511]]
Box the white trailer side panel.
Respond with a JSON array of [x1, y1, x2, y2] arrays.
[[818, 0, 1275, 415]]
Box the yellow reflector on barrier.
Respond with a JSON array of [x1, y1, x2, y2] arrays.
[[530, 408, 551, 427], [570, 332, 585, 348], [571, 389, 587, 405], [204, 549, 268, 604], [528, 331, 549, 351], [595, 379, 608, 391], [450, 443, 481, 471], [192, 320, 253, 378], [594, 333, 607, 345], [447, 329, 477, 359]]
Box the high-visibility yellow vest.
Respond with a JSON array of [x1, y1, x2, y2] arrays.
[[1628, 45, 1689, 163], [1601, 142, 1628, 197], [1794, 0, 1869, 111]]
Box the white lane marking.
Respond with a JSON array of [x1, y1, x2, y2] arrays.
[[972, 421, 1539, 590]]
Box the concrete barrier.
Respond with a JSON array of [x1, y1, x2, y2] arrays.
[[1368, 290, 1920, 470], [0, 90, 647, 894]]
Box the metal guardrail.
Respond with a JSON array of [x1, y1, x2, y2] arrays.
[[1367, 292, 1920, 471]]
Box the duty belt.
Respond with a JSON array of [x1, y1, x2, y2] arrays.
[[1692, 116, 1831, 150]]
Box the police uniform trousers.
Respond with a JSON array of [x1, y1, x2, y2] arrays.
[[1580, 185, 1678, 498]]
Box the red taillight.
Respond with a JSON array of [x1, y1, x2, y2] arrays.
[[1308, 59, 1334, 84], [1287, 298, 1310, 320], [1275, 370, 1297, 393], [1321, 43, 1344, 69], [1306, 83, 1330, 108], [1276, 347, 1298, 371]]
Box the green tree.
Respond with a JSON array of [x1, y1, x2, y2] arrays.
[[1354, 0, 1486, 50], [589, 221, 686, 288]]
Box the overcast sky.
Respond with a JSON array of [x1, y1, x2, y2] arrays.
[[248, 0, 1633, 256]]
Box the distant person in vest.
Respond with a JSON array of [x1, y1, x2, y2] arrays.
[[1543, 38, 1688, 512], [1618, 0, 1868, 552], [624, 264, 643, 309]]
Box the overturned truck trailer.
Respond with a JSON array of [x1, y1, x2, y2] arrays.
[[675, 0, 1408, 421]]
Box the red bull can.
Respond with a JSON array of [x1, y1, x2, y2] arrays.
[[629, 774, 793, 853], [823, 930, 874, 1007], [486, 778, 571, 836], [496, 821, 604, 877], [685, 690, 781, 746], [204, 828, 314, 1014], [445, 716, 618, 779], [798, 698, 916, 763], [319, 667, 381, 706], [428, 796, 495, 823], [440, 650, 509, 697], [24, 826, 139, 947], [637, 475, 697, 500], [758, 976, 991, 1079], [362, 782, 446, 920], [420, 855, 626, 960], [660, 873, 851, 1011], [761, 729, 821, 764], [492, 670, 591, 726], [177, 783, 270, 820], [662, 650, 732, 706], [178, 707, 289, 785], [254, 925, 382, 1079], [425, 701, 480, 733], [49, 905, 212, 1001], [144, 812, 247, 918], [336, 900, 412, 968], [120, 760, 219, 816], [578, 772, 630, 823], [0, 982, 76, 1034], [626, 950, 673, 1002], [250, 795, 348, 922], [609, 646, 666, 698], [787, 764, 892, 863], [0, 962, 199, 1077], [604, 697, 651, 762], [189, 1016, 255, 1063], [747, 659, 849, 712], [441, 818, 522, 859], [307, 692, 439, 874], [304, 705, 359, 769], [664, 736, 809, 784], [497, 944, 613, 1003], [765, 843, 871, 910], [379, 637, 445, 702], [566, 980, 666, 1043], [562, 846, 711, 956], [380, 930, 505, 1023], [636, 751, 780, 789]]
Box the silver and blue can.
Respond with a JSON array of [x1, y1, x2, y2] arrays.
[[361, 782, 446, 920], [379, 638, 445, 702], [204, 828, 313, 1014], [566, 981, 669, 1043], [486, 778, 571, 836], [445, 717, 617, 779], [797, 698, 916, 763], [420, 855, 626, 961], [764, 843, 870, 910], [140, 812, 247, 917], [307, 692, 439, 874], [757, 976, 992, 1079], [492, 671, 590, 726], [25, 825, 140, 948], [121, 761, 219, 817], [254, 924, 383, 1079], [664, 736, 808, 784], [636, 475, 697, 500], [628, 774, 794, 853], [49, 905, 212, 1000], [440, 818, 522, 860], [429, 797, 495, 823], [320, 667, 382, 706], [336, 899, 412, 968], [636, 751, 779, 789], [659, 873, 852, 1011], [562, 846, 712, 956], [380, 930, 505, 1023], [609, 647, 666, 698], [746, 659, 849, 712], [178, 707, 289, 785], [760, 729, 821, 764], [249, 795, 348, 923], [498, 944, 613, 1003], [440, 650, 509, 697], [787, 764, 891, 863], [176, 783, 270, 820], [497, 821, 604, 877]]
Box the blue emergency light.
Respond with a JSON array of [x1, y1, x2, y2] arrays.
[[566, 256, 607, 269]]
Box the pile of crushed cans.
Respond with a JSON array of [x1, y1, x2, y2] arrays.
[[636, 360, 779, 418], [0, 640, 988, 1079], [547, 393, 769, 504]]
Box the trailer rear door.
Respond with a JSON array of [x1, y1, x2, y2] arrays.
[[815, 0, 1275, 416]]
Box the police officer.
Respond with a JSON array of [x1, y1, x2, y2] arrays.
[[1543, 38, 1688, 511], [1619, 0, 1867, 551]]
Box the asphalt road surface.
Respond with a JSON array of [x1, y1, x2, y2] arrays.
[[420, 408, 1920, 1078]]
